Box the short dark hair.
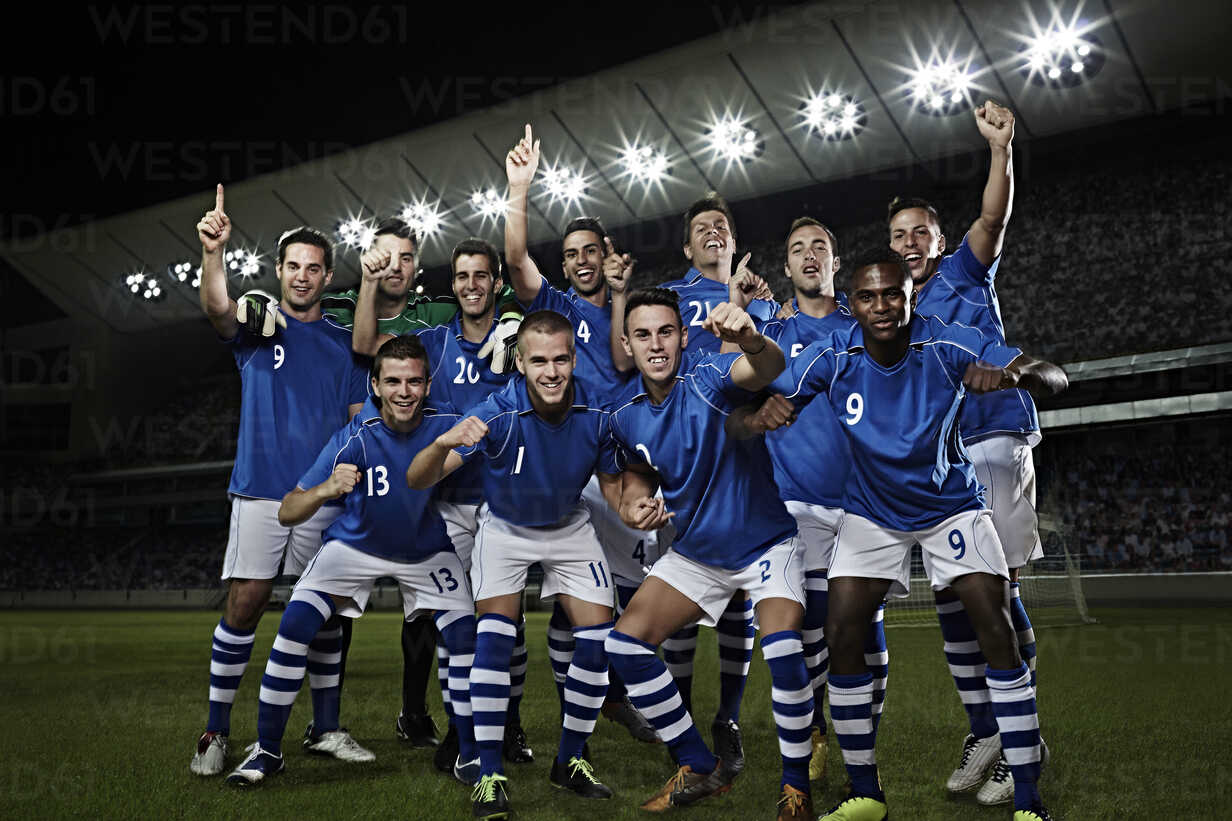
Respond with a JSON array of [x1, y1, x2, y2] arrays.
[[277, 226, 334, 270], [517, 310, 575, 353], [623, 287, 682, 332], [373, 217, 419, 256], [451, 237, 501, 278], [372, 334, 430, 381], [886, 196, 940, 228], [785, 216, 838, 255], [682, 192, 736, 247], [561, 217, 609, 252], [847, 247, 911, 288]]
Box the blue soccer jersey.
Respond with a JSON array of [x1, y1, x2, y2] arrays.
[[761, 300, 856, 508], [457, 376, 621, 527], [914, 234, 1039, 444], [524, 276, 632, 403], [298, 408, 457, 562], [659, 269, 778, 354], [780, 315, 1022, 531], [227, 314, 370, 501], [609, 352, 797, 570]]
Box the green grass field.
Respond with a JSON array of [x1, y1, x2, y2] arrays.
[[3, 607, 1229, 819]]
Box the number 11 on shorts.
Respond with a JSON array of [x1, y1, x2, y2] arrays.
[[588, 561, 609, 588]]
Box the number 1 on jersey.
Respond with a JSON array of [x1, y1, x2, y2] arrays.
[[511, 446, 525, 475]]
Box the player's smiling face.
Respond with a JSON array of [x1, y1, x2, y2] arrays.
[[889, 207, 945, 286], [277, 242, 333, 310], [684, 210, 734, 269], [372, 355, 430, 430], [850, 264, 914, 343], [562, 230, 605, 297], [624, 304, 687, 388], [452, 254, 500, 319], [375, 234, 417, 301], [785, 224, 838, 298], [516, 328, 576, 415]]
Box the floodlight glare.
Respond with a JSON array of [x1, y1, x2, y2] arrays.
[[1020, 23, 1105, 88], [621, 145, 669, 184], [399, 201, 443, 238], [801, 91, 867, 141], [542, 166, 586, 203], [338, 217, 376, 250], [470, 189, 504, 219], [909, 59, 975, 116]]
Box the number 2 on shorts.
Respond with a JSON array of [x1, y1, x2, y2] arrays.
[[759, 559, 771, 582]]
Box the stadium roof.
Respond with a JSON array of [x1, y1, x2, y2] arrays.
[[4, 0, 1229, 332]]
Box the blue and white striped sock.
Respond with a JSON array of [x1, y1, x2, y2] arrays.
[[307, 615, 343, 733], [256, 589, 335, 756], [1009, 583, 1037, 687], [207, 617, 255, 734], [762, 630, 813, 793], [606, 630, 715, 774], [716, 595, 754, 723], [936, 598, 998, 739], [508, 614, 528, 725], [987, 663, 1042, 811], [865, 603, 889, 732], [436, 637, 453, 721], [547, 602, 574, 712], [661, 624, 698, 716], [436, 609, 478, 765], [828, 672, 883, 801], [558, 621, 613, 763], [471, 614, 516, 777], [802, 570, 829, 731]]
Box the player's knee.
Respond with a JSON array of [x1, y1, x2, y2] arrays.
[[226, 580, 271, 628], [823, 616, 866, 667]]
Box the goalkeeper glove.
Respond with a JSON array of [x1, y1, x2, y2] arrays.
[[236, 290, 286, 338], [478, 310, 522, 375]]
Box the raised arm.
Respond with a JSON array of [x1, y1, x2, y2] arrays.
[[725, 393, 797, 440], [196, 184, 239, 339], [279, 462, 361, 526], [406, 416, 488, 489], [504, 123, 544, 305], [968, 100, 1015, 266], [702, 302, 785, 392], [963, 354, 1068, 399], [352, 244, 399, 357], [603, 236, 635, 373]]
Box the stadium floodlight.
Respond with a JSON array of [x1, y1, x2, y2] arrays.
[[470, 188, 504, 219], [223, 248, 262, 277], [337, 216, 376, 250], [620, 144, 669, 184], [801, 91, 867, 141], [1019, 22, 1104, 88], [399, 200, 443, 238], [908, 59, 976, 116], [124, 271, 164, 300], [706, 116, 764, 163], [542, 165, 586, 204]]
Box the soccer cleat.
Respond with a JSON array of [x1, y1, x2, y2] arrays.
[[777, 784, 813, 821], [809, 727, 829, 783], [304, 727, 376, 762], [818, 795, 889, 820], [1013, 810, 1054, 821], [224, 743, 284, 787], [435, 723, 460, 774], [978, 738, 1050, 806], [549, 756, 613, 799], [454, 755, 481, 786], [639, 760, 737, 812], [710, 717, 745, 777], [601, 695, 659, 743], [502, 722, 534, 764], [189, 730, 229, 776], [946, 733, 1002, 792], [471, 773, 511, 820], [395, 712, 440, 748]]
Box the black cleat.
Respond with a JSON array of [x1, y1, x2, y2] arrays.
[[434, 723, 460, 774], [601, 695, 659, 743], [711, 717, 745, 777], [502, 722, 534, 764], [471, 773, 511, 820], [550, 756, 613, 799], [395, 712, 440, 748]]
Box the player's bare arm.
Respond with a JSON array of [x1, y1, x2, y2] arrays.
[[617, 463, 673, 530], [278, 462, 361, 526], [703, 302, 785, 391], [504, 123, 544, 305], [963, 354, 1067, 398], [968, 100, 1015, 266], [405, 416, 488, 489], [351, 244, 399, 357], [603, 236, 636, 373], [197, 183, 239, 339], [725, 393, 796, 440]]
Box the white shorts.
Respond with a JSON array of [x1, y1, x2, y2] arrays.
[[580, 475, 668, 587], [830, 509, 1009, 598], [296, 540, 473, 620], [221, 495, 340, 581], [968, 435, 1043, 568], [786, 500, 843, 572], [647, 537, 805, 628], [471, 503, 614, 608], [438, 501, 480, 572]]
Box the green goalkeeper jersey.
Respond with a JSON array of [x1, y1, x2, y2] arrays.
[[321, 286, 520, 334]]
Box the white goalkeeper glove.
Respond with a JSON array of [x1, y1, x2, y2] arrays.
[[478, 310, 522, 375], [236, 290, 286, 338]]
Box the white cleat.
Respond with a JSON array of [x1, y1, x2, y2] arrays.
[[946, 733, 1002, 792], [189, 730, 229, 776], [977, 738, 1049, 806], [304, 728, 376, 762], [225, 743, 285, 786]]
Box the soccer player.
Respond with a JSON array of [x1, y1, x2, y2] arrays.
[[189, 184, 369, 776], [604, 290, 816, 820], [779, 249, 1065, 821], [225, 336, 479, 786], [407, 310, 624, 819], [888, 101, 1047, 803]]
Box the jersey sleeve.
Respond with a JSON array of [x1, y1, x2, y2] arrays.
[[947, 234, 1000, 287], [524, 276, 573, 318], [757, 317, 785, 341], [937, 323, 1022, 381], [345, 352, 371, 406], [595, 415, 623, 475], [688, 352, 746, 413], [748, 297, 780, 322], [776, 340, 836, 402], [320, 291, 358, 328], [406, 297, 461, 327], [297, 424, 364, 490], [454, 396, 509, 461]]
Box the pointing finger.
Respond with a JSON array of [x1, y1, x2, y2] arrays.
[[739, 252, 751, 270], [215, 183, 225, 212]]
